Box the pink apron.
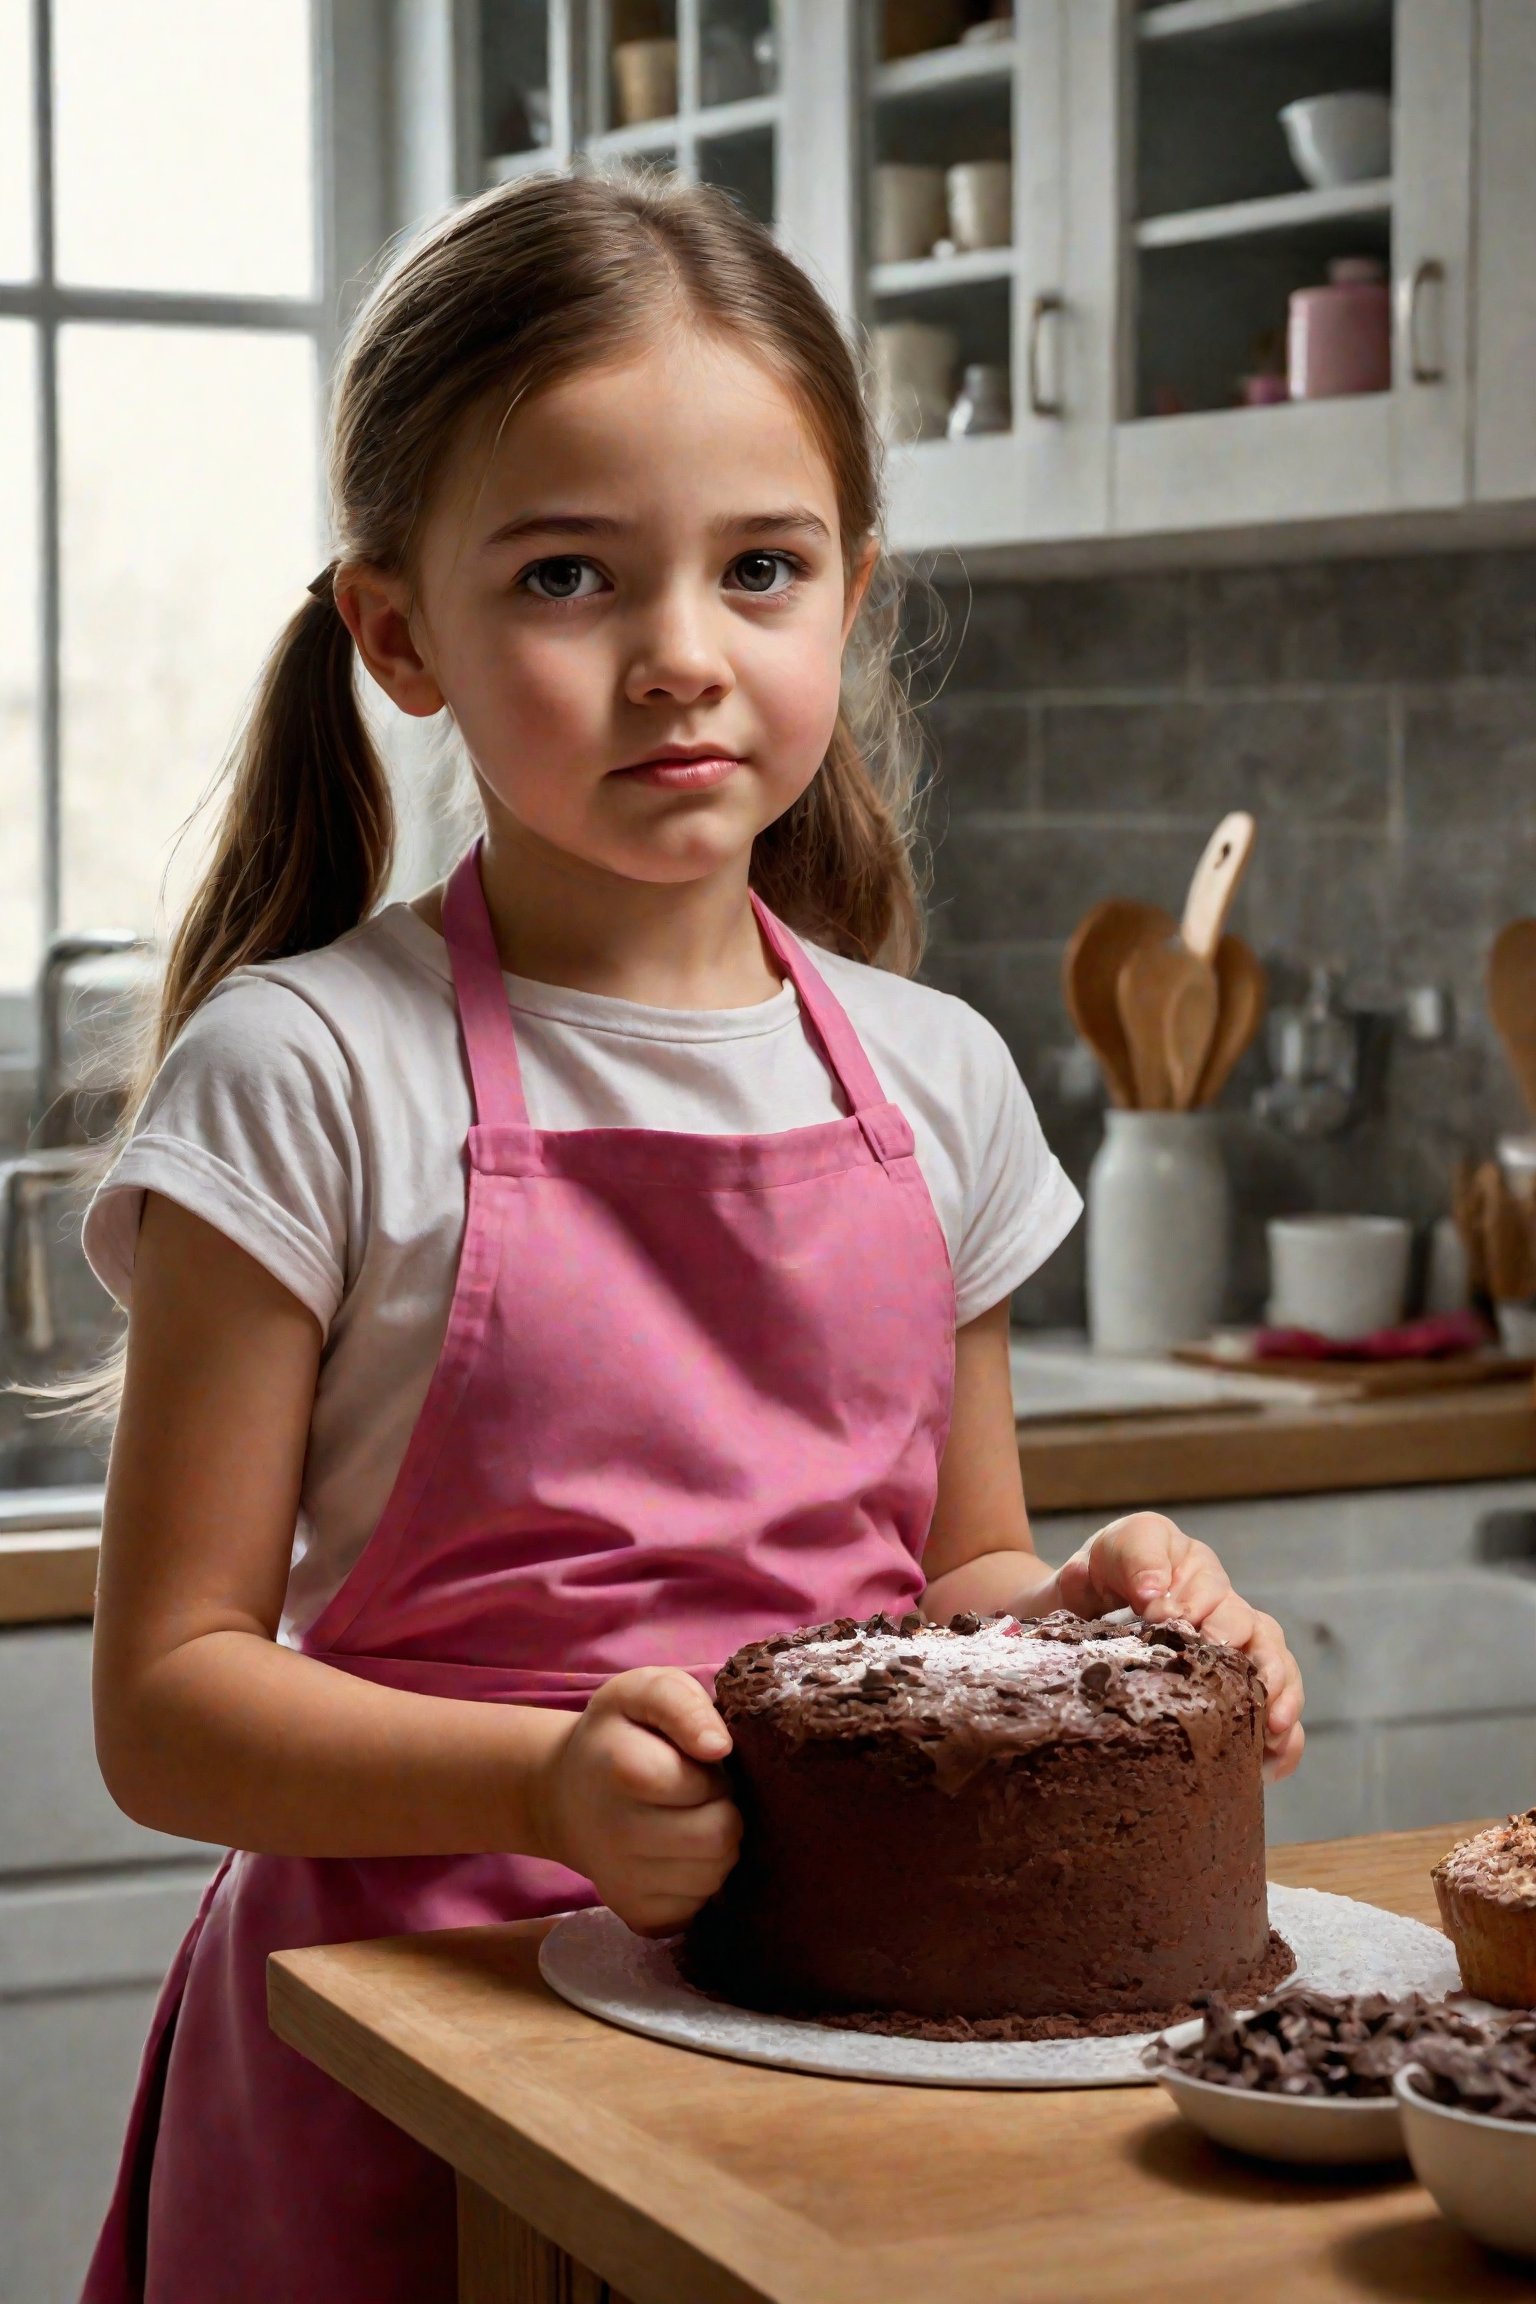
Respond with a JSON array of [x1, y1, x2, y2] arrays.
[[82, 845, 956, 2303]]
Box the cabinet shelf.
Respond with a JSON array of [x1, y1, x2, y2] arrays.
[[1136, 176, 1392, 250], [871, 38, 1016, 104], [1138, 0, 1390, 45], [586, 93, 780, 161], [869, 247, 1015, 299]]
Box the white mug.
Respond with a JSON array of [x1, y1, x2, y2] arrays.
[[946, 159, 1012, 252], [872, 165, 948, 265], [1266, 1214, 1412, 1341]]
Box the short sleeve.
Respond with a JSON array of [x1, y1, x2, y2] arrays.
[[949, 1016, 1081, 1327], [82, 974, 360, 1336]]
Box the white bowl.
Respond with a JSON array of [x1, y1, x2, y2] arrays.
[[1394, 2067, 1536, 2261], [1280, 92, 1393, 189], [1151, 2017, 1407, 2164]]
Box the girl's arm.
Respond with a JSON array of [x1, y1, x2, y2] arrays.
[[921, 1300, 1305, 1780], [91, 1195, 738, 1930]]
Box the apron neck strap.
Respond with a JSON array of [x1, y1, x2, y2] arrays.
[[441, 848, 892, 1131], [749, 895, 891, 1117], [442, 843, 529, 1128]]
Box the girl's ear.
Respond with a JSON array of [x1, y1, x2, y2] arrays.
[[841, 537, 880, 645], [334, 566, 446, 719]]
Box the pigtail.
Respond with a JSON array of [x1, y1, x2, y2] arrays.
[[154, 584, 393, 1064]]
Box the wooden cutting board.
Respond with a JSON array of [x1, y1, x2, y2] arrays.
[[1174, 1342, 1535, 1399]]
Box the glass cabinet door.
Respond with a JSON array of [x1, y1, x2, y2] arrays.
[[477, 2, 781, 221], [1109, 0, 1474, 534], [853, 0, 1113, 556]]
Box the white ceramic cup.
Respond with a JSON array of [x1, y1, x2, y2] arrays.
[[946, 159, 1013, 251], [870, 320, 959, 443], [1266, 1214, 1412, 1340], [872, 164, 949, 264]]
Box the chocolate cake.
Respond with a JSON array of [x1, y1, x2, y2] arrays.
[[683, 1609, 1293, 2039]]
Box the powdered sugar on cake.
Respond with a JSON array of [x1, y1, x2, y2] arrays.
[[778, 1619, 1150, 1698]]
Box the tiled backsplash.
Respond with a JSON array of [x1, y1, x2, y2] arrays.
[[914, 547, 1536, 1327]]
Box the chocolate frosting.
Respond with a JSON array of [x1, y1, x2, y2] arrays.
[[713, 1608, 1264, 1796], [1433, 1808, 1536, 1909]]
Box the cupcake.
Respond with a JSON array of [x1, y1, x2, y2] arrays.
[[1433, 1810, 1536, 2009]]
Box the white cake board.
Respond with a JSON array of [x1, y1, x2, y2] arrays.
[[538, 1885, 1462, 2089]]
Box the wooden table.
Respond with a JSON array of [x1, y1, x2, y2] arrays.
[[268, 1822, 1536, 2304]]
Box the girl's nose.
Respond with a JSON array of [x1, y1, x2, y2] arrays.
[[622, 588, 735, 707]]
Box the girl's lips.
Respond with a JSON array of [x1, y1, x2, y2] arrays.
[[614, 754, 743, 791]]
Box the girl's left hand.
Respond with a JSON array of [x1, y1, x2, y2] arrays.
[[1052, 1513, 1305, 1783]]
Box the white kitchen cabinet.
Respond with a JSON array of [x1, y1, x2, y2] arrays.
[[1103, 0, 1475, 539], [0, 1627, 221, 2304], [432, 0, 1530, 562], [1472, 0, 1536, 503]]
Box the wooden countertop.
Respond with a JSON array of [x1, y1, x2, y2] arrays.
[[1017, 1383, 1536, 1513], [6, 1383, 1536, 1629], [269, 1822, 1535, 2304], [0, 1525, 99, 1626]]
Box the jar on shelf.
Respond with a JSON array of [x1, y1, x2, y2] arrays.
[[947, 362, 1011, 437], [1288, 257, 1391, 400]]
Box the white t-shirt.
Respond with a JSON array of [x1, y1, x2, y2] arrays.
[[84, 903, 1079, 1641]]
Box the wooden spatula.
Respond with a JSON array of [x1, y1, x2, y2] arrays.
[[1194, 934, 1267, 1107], [1117, 939, 1216, 1110], [1487, 919, 1536, 1117], [1181, 812, 1257, 963], [1062, 898, 1176, 1108]]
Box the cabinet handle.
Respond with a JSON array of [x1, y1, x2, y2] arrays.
[[1027, 291, 1064, 418], [1402, 259, 1446, 386]]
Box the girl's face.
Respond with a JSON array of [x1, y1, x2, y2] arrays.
[[348, 331, 876, 893]]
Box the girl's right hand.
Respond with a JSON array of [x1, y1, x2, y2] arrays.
[[535, 1668, 742, 1935]]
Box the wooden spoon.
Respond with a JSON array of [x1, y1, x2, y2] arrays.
[[1062, 898, 1177, 1108], [1117, 939, 1217, 1110], [1180, 811, 1257, 963], [1487, 918, 1536, 1117], [1194, 934, 1267, 1107]]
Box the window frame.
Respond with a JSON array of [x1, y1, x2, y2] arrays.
[[0, 0, 390, 1044]]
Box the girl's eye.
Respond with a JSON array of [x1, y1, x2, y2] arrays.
[[520, 557, 605, 602], [728, 550, 800, 598]]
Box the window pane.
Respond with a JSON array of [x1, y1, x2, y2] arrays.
[[54, 0, 314, 296], [0, 0, 34, 280], [0, 320, 40, 989], [60, 326, 319, 939]]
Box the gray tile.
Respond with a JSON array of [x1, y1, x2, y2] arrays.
[[931, 571, 1193, 694], [920, 695, 1035, 812], [1373, 1712, 1536, 1834], [928, 820, 1198, 943], [1195, 556, 1474, 686], [1401, 687, 1536, 833], [1037, 696, 1391, 826], [1462, 550, 1536, 679]]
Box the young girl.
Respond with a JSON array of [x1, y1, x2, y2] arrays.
[[79, 168, 1302, 2303]]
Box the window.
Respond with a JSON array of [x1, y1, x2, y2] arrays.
[[1, 0, 332, 1003]]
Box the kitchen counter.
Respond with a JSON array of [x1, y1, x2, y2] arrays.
[[0, 1526, 99, 1625], [6, 1385, 1536, 1625], [1017, 1383, 1536, 1514], [269, 1822, 1527, 2304]]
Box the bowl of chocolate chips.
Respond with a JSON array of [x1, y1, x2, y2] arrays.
[[1394, 2014, 1536, 2260], [1152, 1989, 1492, 2165]]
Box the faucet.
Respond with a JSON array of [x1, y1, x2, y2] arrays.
[[3, 931, 155, 1358]]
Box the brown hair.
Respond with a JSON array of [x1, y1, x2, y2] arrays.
[[41, 167, 937, 1425], [158, 162, 928, 1065]]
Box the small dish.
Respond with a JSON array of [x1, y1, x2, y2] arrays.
[[1152, 2016, 1406, 2164], [1394, 2067, 1536, 2260], [1279, 91, 1392, 189]]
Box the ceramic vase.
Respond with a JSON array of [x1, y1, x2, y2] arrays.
[[1086, 1111, 1229, 1354]]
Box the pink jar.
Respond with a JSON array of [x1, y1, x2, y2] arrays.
[[1287, 257, 1391, 399]]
